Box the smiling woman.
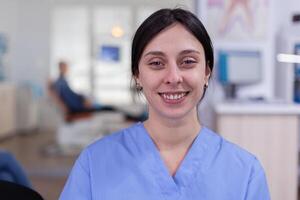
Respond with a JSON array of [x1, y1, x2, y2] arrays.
[[59, 8, 270, 200], [136, 23, 210, 123]]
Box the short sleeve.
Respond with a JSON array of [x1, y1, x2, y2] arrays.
[[244, 158, 270, 200], [59, 150, 92, 200]]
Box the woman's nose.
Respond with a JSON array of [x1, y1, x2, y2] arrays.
[[164, 65, 183, 85]]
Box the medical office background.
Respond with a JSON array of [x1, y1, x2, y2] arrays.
[[0, 0, 300, 199]]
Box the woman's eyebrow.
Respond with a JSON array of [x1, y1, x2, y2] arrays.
[[179, 49, 201, 55], [143, 51, 165, 57], [143, 49, 201, 58]]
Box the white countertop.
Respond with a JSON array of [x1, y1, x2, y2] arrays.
[[214, 100, 300, 115]]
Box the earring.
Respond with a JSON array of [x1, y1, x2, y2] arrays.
[[204, 83, 209, 89], [136, 82, 143, 91]]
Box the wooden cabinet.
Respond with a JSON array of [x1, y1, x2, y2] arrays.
[[215, 102, 299, 200], [0, 84, 16, 138]]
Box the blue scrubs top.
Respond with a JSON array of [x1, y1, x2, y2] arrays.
[[59, 123, 270, 200]]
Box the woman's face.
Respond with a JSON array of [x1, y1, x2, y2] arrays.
[[136, 23, 211, 121]]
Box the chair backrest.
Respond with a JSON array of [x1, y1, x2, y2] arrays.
[[0, 180, 44, 200], [47, 80, 69, 115]]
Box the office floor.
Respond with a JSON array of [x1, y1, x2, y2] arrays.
[[0, 130, 77, 200]]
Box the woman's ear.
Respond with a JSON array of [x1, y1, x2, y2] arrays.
[[134, 76, 140, 85], [133, 76, 143, 90], [205, 66, 211, 81], [134, 76, 143, 91]]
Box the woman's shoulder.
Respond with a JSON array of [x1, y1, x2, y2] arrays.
[[81, 123, 142, 155], [202, 127, 259, 166], [200, 128, 269, 198]]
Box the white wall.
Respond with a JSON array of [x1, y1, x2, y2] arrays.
[[0, 0, 50, 91], [0, 0, 18, 80], [12, 0, 50, 86]]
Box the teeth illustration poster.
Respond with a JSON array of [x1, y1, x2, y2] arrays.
[[206, 0, 269, 41]]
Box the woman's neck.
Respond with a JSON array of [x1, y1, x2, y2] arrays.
[[143, 113, 201, 176], [143, 113, 201, 151]]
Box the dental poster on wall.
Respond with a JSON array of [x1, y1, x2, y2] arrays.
[[206, 0, 269, 41]]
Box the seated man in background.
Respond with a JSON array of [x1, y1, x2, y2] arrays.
[[52, 61, 115, 114], [50, 61, 147, 122]]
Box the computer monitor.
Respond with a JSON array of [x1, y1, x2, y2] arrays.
[[218, 50, 262, 99]]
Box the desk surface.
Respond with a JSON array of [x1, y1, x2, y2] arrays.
[[215, 101, 300, 115]]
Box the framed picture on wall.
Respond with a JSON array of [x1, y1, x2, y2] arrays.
[[98, 45, 120, 62], [205, 0, 270, 41]]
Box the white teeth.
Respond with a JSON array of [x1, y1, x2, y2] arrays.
[[162, 93, 186, 100]]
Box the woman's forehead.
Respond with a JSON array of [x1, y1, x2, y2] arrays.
[[141, 24, 204, 57]]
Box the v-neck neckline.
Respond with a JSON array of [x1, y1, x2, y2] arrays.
[[135, 122, 211, 200]]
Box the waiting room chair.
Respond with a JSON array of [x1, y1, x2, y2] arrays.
[[46, 80, 126, 152]]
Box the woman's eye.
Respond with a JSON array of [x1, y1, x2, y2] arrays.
[[181, 58, 197, 67], [150, 61, 162, 66], [184, 60, 195, 64], [148, 60, 164, 69]]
